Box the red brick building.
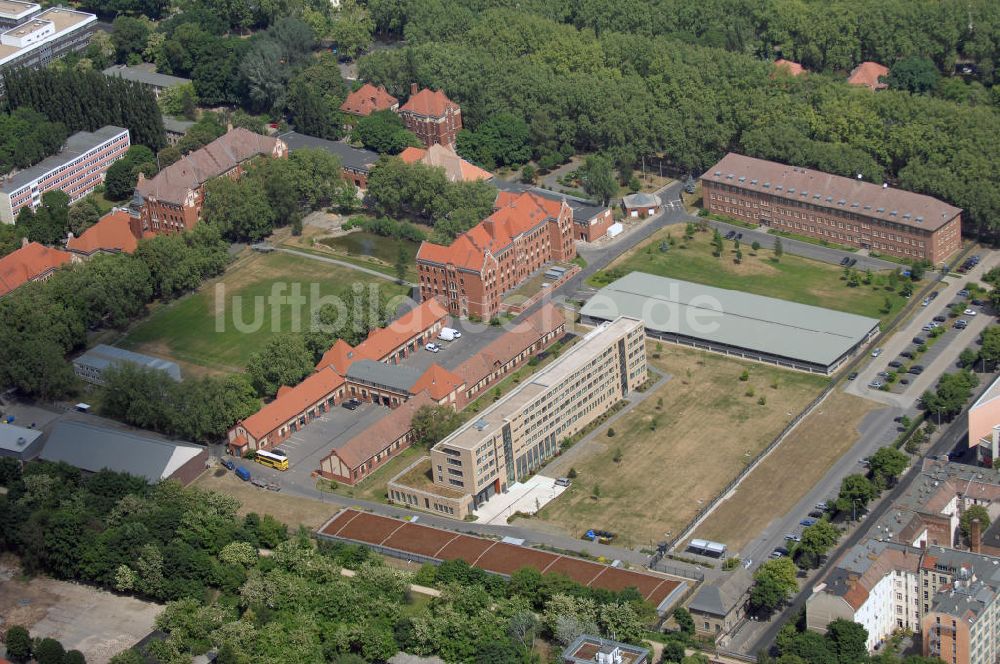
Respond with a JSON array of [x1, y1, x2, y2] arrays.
[[132, 128, 287, 236], [848, 62, 890, 90], [340, 82, 398, 120], [416, 191, 576, 319], [67, 210, 139, 257], [0, 239, 75, 297], [398, 84, 462, 149], [701, 153, 962, 263]]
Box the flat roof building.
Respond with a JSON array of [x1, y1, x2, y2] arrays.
[[73, 344, 181, 386], [701, 153, 962, 263], [0, 125, 129, 223], [0, 422, 44, 460], [390, 316, 646, 518], [562, 635, 649, 664], [581, 271, 879, 374], [102, 64, 190, 98], [0, 0, 41, 29], [0, 6, 96, 93]]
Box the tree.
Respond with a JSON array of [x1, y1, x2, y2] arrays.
[[109, 651, 144, 664], [104, 145, 157, 201], [673, 606, 694, 636], [352, 110, 419, 154], [5, 625, 31, 663], [980, 326, 1000, 369], [63, 651, 87, 664], [201, 177, 276, 242], [886, 56, 940, 94], [960, 505, 991, 545], [159, 83, 199, 121], [456, 113, 531, 169], [329, 0, 375, 60], [825, 619, 868, 664], [661, 638, 686, 663], [111, 16, 150, 63], [773, 237, 784, 261], [867, 446, 908, 489], [783, 631, 837, 664], [578, 155, 616, 205], [246, 334, 315, 397], [749, 558, 798, 615], [410, 404, 464, 447], [836, 474, 876, 517], [33, 638, 66, 664], [797, 520, 839, 567]]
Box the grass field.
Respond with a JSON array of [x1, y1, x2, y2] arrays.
[[530, 343, 828, 548], [195, 469, 339, 530], [693, 390, 883, 552], [119, 251, 409, 372], [589, 227, 907, 321]]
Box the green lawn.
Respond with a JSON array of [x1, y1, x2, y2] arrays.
[[317, 232, 421, 282], [590, 228, 908, 321], [119, 252, 409, 372]]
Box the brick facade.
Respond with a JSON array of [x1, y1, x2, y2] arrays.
[[702, 153, 962, 264], [416, 192, 576, 319], [398, 84, 462, 150]]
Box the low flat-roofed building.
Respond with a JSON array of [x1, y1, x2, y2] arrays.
[[278, 130, 378, 190], [0, 125, 130, 223], [102, 64, 190, 98], [0, 0, 41, 29], [0, 6, 96, 93], [0, 422, 44, 460], [581, 271, 880, 374], [40, 419, 207, 484], [562, 635, 649, 664], [73, 344, 181, 385]]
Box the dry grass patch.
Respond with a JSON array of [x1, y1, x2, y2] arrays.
[[530, 343, 827, 548], [693, 390, 882, 552], [194, 470, 336, 530]]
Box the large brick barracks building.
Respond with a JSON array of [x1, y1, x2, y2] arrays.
[[416, 191, 576, 320], [701, 153, 962, 264], [398, 84, 462, 150]]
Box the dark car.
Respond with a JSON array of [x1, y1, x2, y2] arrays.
[[908, 365, 924, 375], [900, 378, 910, 385], [342, 398, 362, 410], [809, 510, 824, 518], [901, 351, 915, 359], [933, 315, 947, 323], [725, 231, 735, 239], [771, 547, 790, 558], [930, 291, 940, 299], [913, 336, 927, 345], [840, 257, 850, 266], [848, 258, 858, 267], [888, 360, 903, 368], [736, 233, 743, 240], [848, 371, 858, 380], [800, 518, 817, 527], [973, 299, 986, 306]]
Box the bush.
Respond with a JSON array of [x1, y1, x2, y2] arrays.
[[5, 625, 31, 662], [758, 396, 767, 405], [567, 467, 578, 479], [746, 387, 755, 397], [607, 427, 615, 437], [739, 369, 750, 381]]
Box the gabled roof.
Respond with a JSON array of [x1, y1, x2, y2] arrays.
[[102, 64, 190, 89], [67, 210, 138, 256], [399, 144, 492, 182], [492, 179, 608, 224], [689, 568, 752, 616], [848, 61, 889, 90], [333, 391, 434, 469], [456, 303, 565, 386], [278, 131, 378, 174], [773, 59, 805, 76], [240, 366, 344, 439], [622, 192, 662, 208], [416, 192, 566, 271], [135, 128, 280, 206], [0, 241, 73, 296], [316, 338, 366, 374], [354, 298, 449, 361], [400, 87, 459, 117], [340, 83, 398, 116], [410, 364, 465, 401]]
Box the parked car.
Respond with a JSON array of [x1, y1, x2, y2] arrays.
[[868, 380, 883, 389], [888, 360, 903, 368], [921, 298, 931, 307], [958, 289, 970, 297], [972, 299, 986, 306], [965, 308, 978, 316], [847, 371, 858, 381], [913, 336, 927, 345], [908, 365, 925, 375], [809, 510, 825, 518], [771, 547, 790, 558], [425, 343, 441, 353], [800, 518, 817, 527], [871, 347, 883, 357], [725, 231, 735, 240], [840, 257, 850, 266], [221, 459, 235, 471], [235, 466, 252, 481], [922, 324, 935, 332], [956, 319, 969, 330], [815, 502, 828, 511], [554, 477, 572, 487], [784, 533, 801, 542], [930, 291, 940, 299], [900, 378, 910, 385], [933, 315, 947, 322], [342, 398, 362, 410], [848, 258, 858, 267], [901, 351, 915, 359]]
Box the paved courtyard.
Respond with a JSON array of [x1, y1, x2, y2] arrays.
[[475, 475, 568, 525]]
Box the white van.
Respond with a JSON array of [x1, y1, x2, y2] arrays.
[[438, 327, 461, 341]]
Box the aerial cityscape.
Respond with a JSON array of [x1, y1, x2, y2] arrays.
[[1, 1, 1000, 663]]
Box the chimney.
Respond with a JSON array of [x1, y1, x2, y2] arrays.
[[972, 518, 982, 553], [483, 218, 495, 239], [411, 83, 418, 95]]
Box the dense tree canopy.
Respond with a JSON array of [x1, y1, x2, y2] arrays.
[[0, 109, 67, 175]]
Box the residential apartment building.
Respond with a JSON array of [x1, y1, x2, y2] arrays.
[[0, 126, 129, 223], [398, 84, 462, 149], [388, 316, 646, 518], [0, 239, 73, 297], [131, 128, 286, 236], [701, 153, 962, 263], [0, 6, 95, 95], [416, 191, 576, 319]]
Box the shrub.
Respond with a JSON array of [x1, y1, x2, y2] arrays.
[[758, 396, 766, 405], [739, 369, 750, 381], [567, 467, 578, 479], [746, 387, 755, 397], [607, 427, 615, 437]]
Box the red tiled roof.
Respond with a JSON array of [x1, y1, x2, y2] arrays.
[[847, 62, 889, 90], [400, 87, 459, 118], [410, 363, 465, 401], [773, 59, 805, 76], [399, 145, 492, 182], [416, 192, 565, 271], [332, 391, 435, 469], [67, 210, 139, 255], [316, 338, 367, 374], [354, 298, 449, 361], [340, 83, 398, 117], [240, 367, 344, 440], [0, 241, 73, 297], [456, 303, 565, 387]]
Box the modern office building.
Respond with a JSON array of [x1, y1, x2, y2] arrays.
[[416, 190, 576, 319], [389, 316, 646, 518], [0, 6, 96, 94], [0, 126, 129, 223], [398, 84, 462, 149], [701, 153, 962, 263]]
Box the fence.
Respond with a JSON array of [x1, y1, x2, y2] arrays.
[[666, 243, 977, 553], [647, 557, 705, 582]]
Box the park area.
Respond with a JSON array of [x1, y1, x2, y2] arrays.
[[589, 227, 908, 321], [693, 391, 883, 552], [530, 343, 828, 548], [118, 250, 409, 374]]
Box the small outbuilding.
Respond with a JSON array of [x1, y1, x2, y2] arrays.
[[621, 192, 662, 218], [0, 423, 44, 461]]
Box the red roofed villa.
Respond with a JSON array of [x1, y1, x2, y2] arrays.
[[67, 210, 139, 257], [399, 144, 492, 182], [848, 61, 890, 90], [0, 240, 75, 297], [399, 84, 462, 149], [416, 191, 575, 319], [340, 83, 399, 119], [773, 59, 806, 77]]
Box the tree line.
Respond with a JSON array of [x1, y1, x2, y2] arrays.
[[357, 2, 1000, 237], [0, 460, 651, 664], [0, 108, 67, 175], [4, 68, 166, 151]]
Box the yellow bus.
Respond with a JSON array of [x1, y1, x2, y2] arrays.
[[254, 449, 289, 471]]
